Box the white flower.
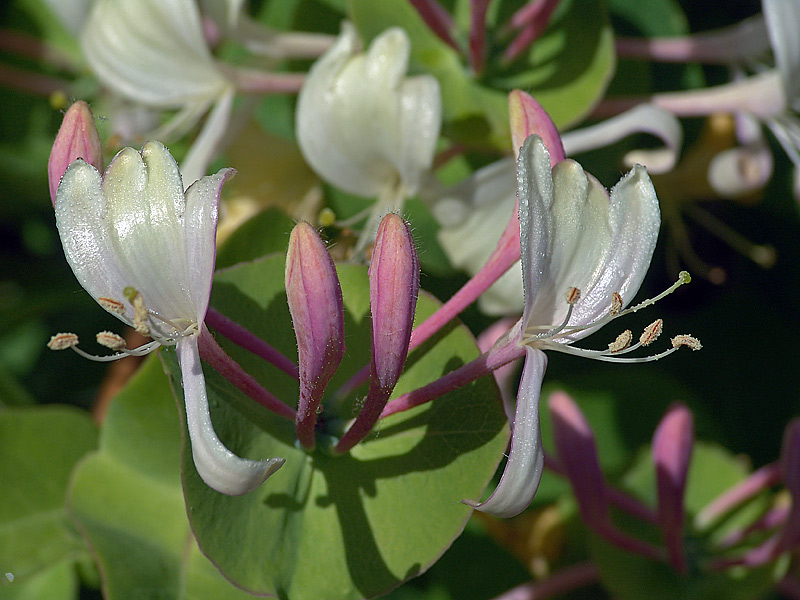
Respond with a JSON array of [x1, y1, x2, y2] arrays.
[[296, 22, 441, 250], [51, 141, 283, 495]]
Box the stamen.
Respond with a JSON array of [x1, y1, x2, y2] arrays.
[[124, 287, 151, 336], [640, 319, 664, 346], [96, 331, 127, 350], [610, 292, 623, 316], [671, 334, 703, 351], [70, 339, 163, 362], [618, 271, 690, 318], [97, 297, 125, 313], [608, 330, 633, 353], [565, 287, 581, 305], [47, 332, 79, 350]]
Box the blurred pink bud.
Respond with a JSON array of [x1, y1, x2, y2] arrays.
[[286, 222, 345, 449], [335, 213, 419, 453], [48, 101, 103, 206], [508, 89, 565, 163], [549, 391, 608, 527], [652, 402, 694, 573], [779, 418, 800, 550]]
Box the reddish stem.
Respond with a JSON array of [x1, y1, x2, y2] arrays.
[[408, 0, 460, 51]]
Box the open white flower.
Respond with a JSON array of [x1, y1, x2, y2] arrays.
[[469, 135, 698, 517], [51, 141, 283, 495], [296, 22, 441, 250]]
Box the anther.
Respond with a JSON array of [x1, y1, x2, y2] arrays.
[[47, 332, 79, 350], [610, 292, 623, 316], [97, 297, 125, 313], [671, 334, 702, 351], [640, 319, 663, 346], [96, 331, 127, 351], [608, 330, 632, 353], [565, 287, 581, 305], [124, 287, 150, 336]]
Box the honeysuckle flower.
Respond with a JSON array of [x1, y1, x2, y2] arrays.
[[48, 100, 103, 206], [48, 139, 284, 495], [429, 94, 681, 315], [465, 134, 699, 518], [296, 22, 441, 252]]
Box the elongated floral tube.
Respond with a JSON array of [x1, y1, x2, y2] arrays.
[[48, 101, 103, 205], [335, 214, 419, 453], [652, 403, 694, 573], [286, 222, 345, 449], [778, 419, 800, 551]]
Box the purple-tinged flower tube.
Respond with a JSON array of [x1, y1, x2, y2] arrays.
[[652, 402, 694, 574], [286, 222, 345, 450], [777, 419, 800, 551], [335, 214, 419, 454], [508, 90, 565, 163], [48, 101, 103, 206]]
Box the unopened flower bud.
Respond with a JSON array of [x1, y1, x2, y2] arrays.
[[48, 101, 103, 206], [508, 90, 565, 163], [286, 222, 345, 449], [335, 213, 419, 454]]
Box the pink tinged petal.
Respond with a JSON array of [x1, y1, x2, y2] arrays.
[[183, 167, 234, 323], [508, 91, 565, 163], [335, 214, 419, 454], [652, 402, 694, 574], [549, 391, 608, 527], [779, 418, 800, 550], [286, 222, 345, 450], [177, 337, 284, 495], [562, 105, 683, 174], [49, 100, 103, 206], [465, 347, 547, 518]]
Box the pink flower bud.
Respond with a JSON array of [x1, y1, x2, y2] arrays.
[[508, 90, 565, 163], [286, 222, 345, 450], [652, 402, 694, 573], [48, 101, 103, 206], [335, 213, 419, 454], [779, 419, 800, 550], [549, 391, 608, 527]]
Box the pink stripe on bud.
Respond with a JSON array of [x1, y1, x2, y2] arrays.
[[652, 402, 694, 573], [508, 90, 565, 163], [549, 391, 608, 527], [48, 101, 103, 206], [335, 214, 419, 454], [286, 222, 345, 450]]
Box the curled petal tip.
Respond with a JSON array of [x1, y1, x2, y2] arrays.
[[49, 101, 103, 206], [508, 90, 564, 164], [286, 222, 345, 449]]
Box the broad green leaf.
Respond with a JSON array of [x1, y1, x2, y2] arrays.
[[0, 406, 96, 587], [591, 443, 787, 600], [216, 207, 295, 269], [0, 560, 77, 600], [67, 357, 259, 600], [170, 256, 508, 599]]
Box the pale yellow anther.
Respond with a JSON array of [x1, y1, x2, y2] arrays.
[[128, 291, 151, 336], [671, 334, 702, 351], [96, 331, 127, 351], [610, 292, 623, 316], [97, 297, 126, 313], [678, 271, 691, 284], [318, 207, 336, 228], [565, 287, 581, 305], [608, 330, 633, 353], [47, 332, 79, 350], [640, 319, 663, 347]]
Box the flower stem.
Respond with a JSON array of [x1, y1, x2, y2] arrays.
[[694, 462, 782, 529], [198, 327, 296, 421], [380, 339, 525, 419], [490, 562, 599, 600], [205, 308, 299, 380], [408, 0, 460, 51]]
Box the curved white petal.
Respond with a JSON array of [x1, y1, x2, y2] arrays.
[[55, 160, 137, 326], [178, 338, 284, 495], [707, 145, 773, 198], [179, 87, 235, 186], [464, 347, 547, 518], [518, 136, 660, 339], [183, 169, 234, 323], [43, 0, 91, 36], [562, 105, 682, 174], [764, 0, 800, 102], [81, 0, 229, 107], [296, 22, 441, 198]]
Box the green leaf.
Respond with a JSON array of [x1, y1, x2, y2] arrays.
[[215, 208, 295, 269], [170, 256, 508, 599], [0, 406, 97, 587], [0, 560, 77, 600], [67, 357, 259, 600]]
